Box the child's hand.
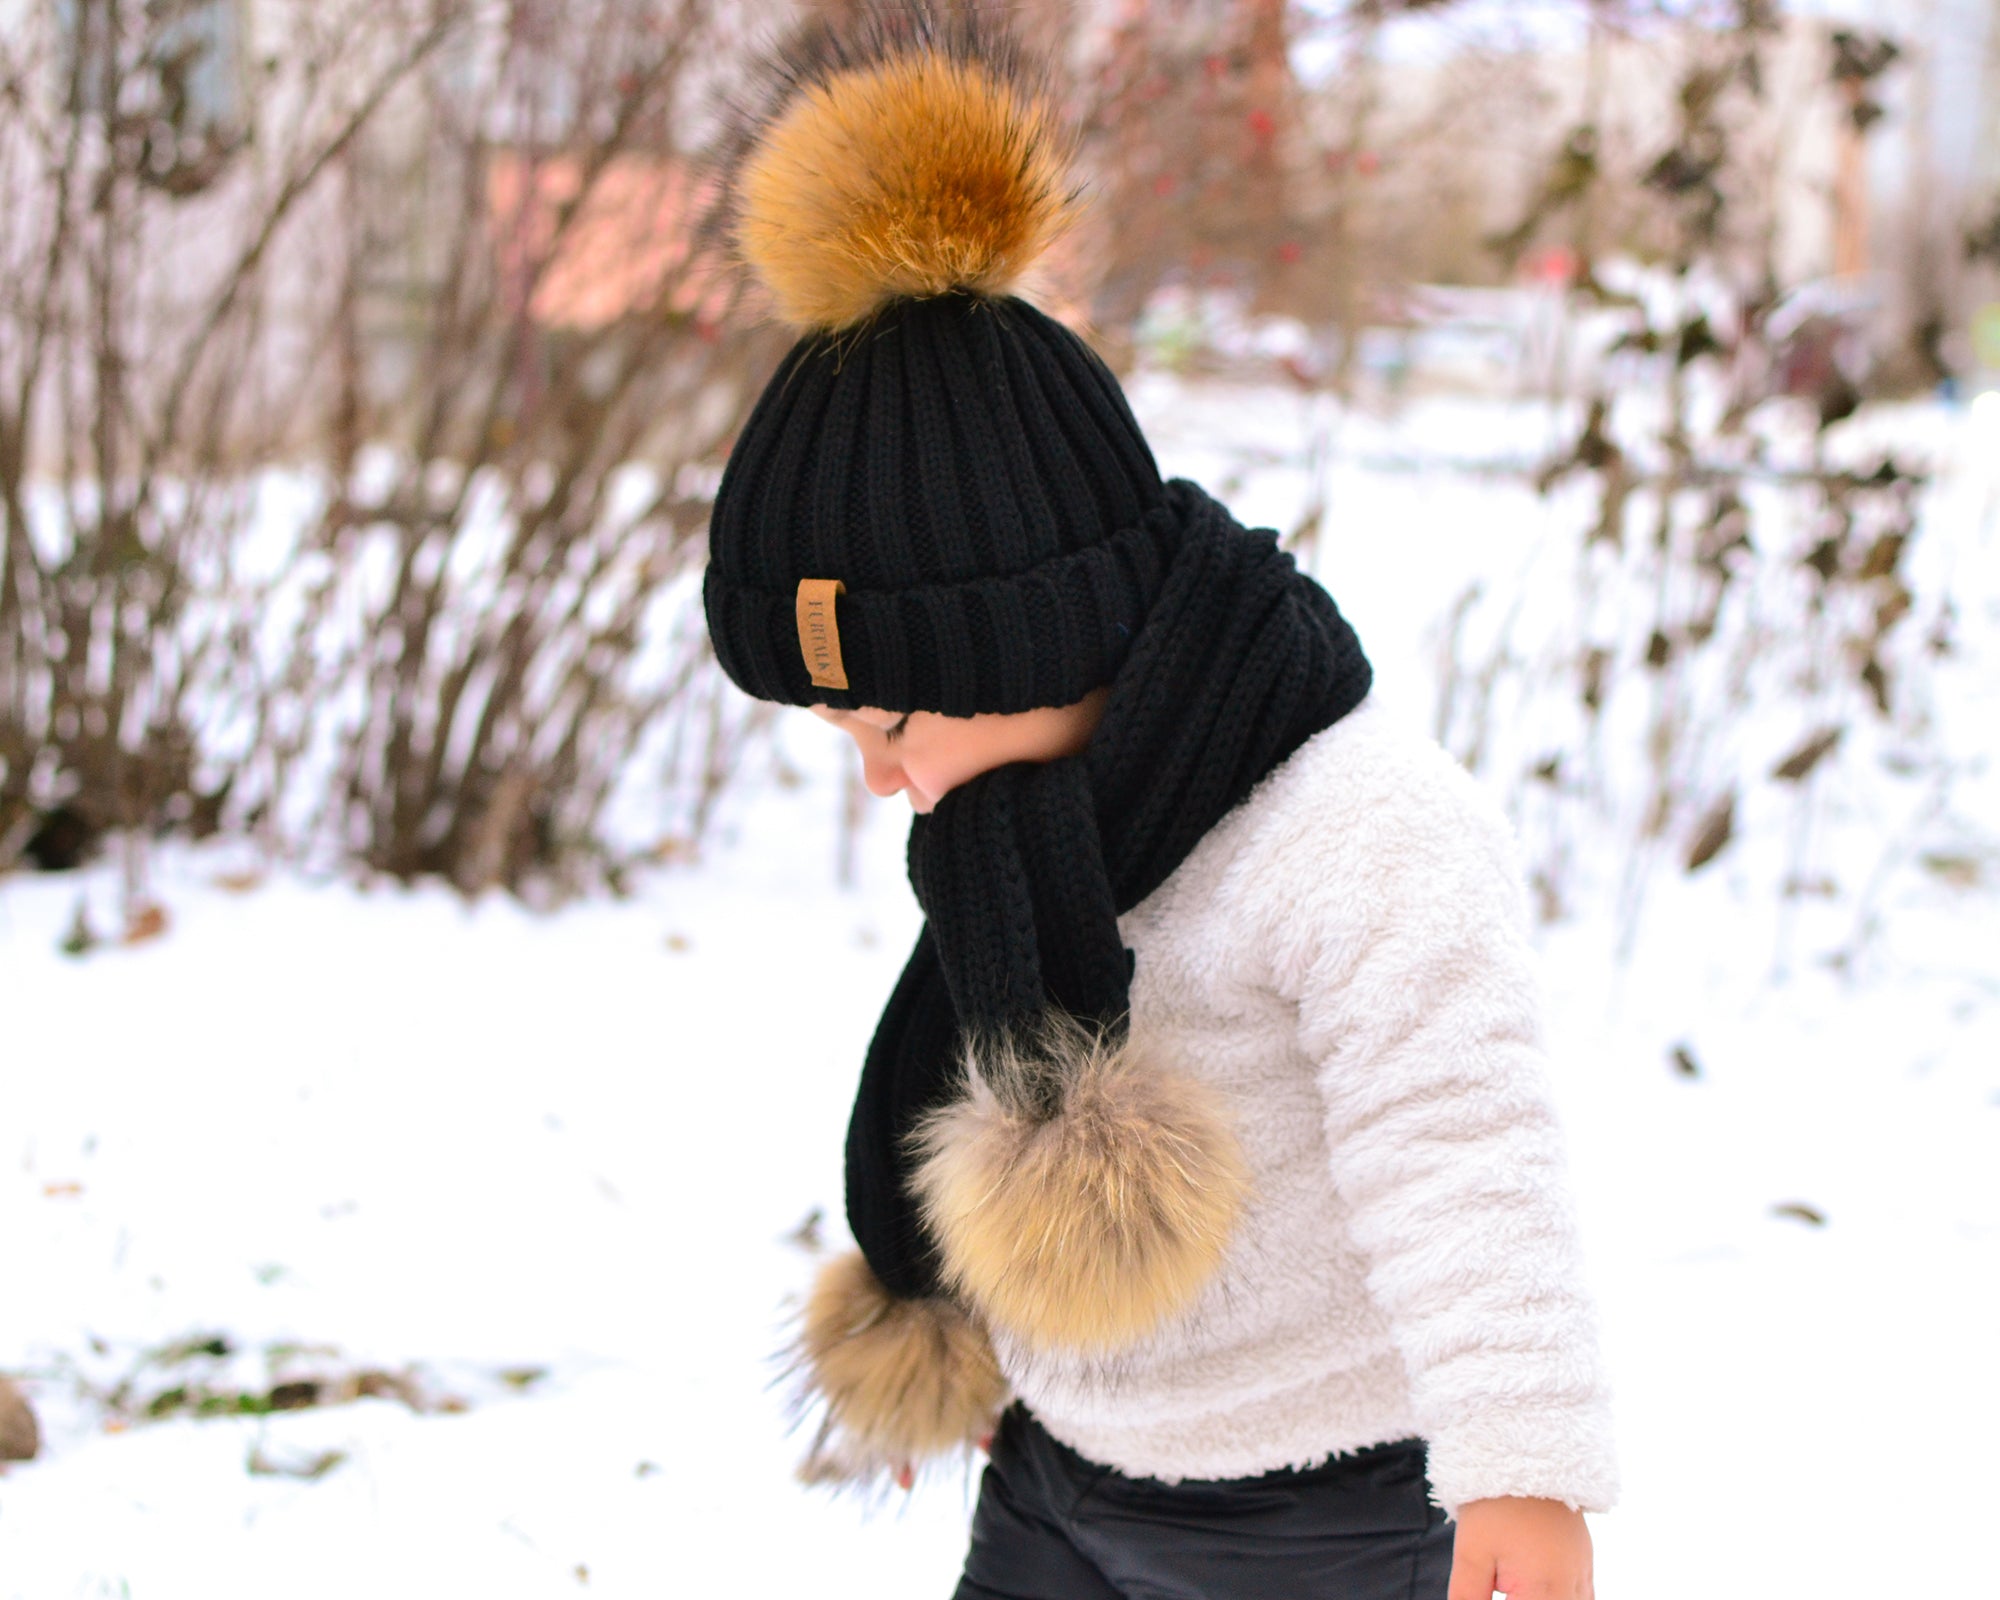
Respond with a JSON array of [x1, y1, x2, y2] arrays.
[[1448, 1496, 1594, 1600]]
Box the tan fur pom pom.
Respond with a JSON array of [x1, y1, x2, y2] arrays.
[[0, 1377, 39, 1462], [912, 1021, 1250, 1354], [737, 49, 1079, 330], [789, 1249, 1007, 1487]]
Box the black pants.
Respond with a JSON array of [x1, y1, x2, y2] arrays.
[[954, 1406, 1453, 1600]]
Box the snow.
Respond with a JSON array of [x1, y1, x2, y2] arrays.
[[3, 384, 1997, 1598]]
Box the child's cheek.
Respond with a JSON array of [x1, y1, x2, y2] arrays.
[[903, 761, 945, 810], [906, 749, 973, 810]]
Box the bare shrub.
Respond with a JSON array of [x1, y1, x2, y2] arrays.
[[236, 0, 790, 896], [0, 0, 458, 887], [1429, 5, 1952, 951], [1, 0, 789, 899]]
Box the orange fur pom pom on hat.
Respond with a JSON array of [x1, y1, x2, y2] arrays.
[[729, 20, 1079, 330], [705, 9, 1164, 721]]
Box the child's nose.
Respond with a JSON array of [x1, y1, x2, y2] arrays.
[[858, 745, 906, 799]]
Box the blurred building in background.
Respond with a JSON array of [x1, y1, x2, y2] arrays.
[[1078, 0, 1999, 398]]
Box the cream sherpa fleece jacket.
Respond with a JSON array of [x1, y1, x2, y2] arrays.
[[993, 698, 1620, 1516]]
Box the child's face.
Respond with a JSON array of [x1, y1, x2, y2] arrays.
[[810, 691, 1108, 813]]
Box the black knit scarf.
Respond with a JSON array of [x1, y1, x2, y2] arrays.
[[845, 479, 1372, 1300]]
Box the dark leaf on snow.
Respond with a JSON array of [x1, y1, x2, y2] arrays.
[[1919, 852, 1981, 888], [1855, 531, 1907, 582], [1684, 794, 1736, 872], [0, 1378, 39, 1461], [1801, 535, 1842, 582], [1770, 727, 1843, 782], [267, 1380, 322, 1411], [1580, 647, 1613, 713], [247, 1444, 347, 1481], [1859, 654, 1891, 714]]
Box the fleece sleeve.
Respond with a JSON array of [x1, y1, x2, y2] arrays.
[[1268, 732, 1619, 1517]]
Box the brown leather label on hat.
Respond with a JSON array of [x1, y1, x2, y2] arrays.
[[795, 578, 850, 690]]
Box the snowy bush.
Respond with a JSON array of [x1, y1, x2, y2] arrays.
[[1427, 13, 1966, 947], [0, 0, 784, 898], [0, 0, 461, 891]]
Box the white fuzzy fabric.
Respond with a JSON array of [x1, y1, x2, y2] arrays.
[[998, 699, 1620, 1516]]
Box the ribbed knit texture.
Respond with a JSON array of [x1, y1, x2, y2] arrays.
[[704, 294, 1168, 715], [847, 481, 1373, 1299]]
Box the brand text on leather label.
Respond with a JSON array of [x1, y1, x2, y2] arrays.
[[795, 578, 850, 691]]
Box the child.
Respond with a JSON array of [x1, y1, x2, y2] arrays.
[[702, 15, 1616, 1599]]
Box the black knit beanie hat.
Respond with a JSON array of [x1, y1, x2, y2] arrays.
[[705, 292, 1166, 714], [705, 9, 1372, 1490], [702, 19, 1166, 716]]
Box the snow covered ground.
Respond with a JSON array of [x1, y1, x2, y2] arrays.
[[3, 384, 1997, 1598]]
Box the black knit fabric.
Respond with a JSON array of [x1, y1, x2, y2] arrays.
[[845, 480, 1372, 1299], [705, 293, 1168, 716]]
